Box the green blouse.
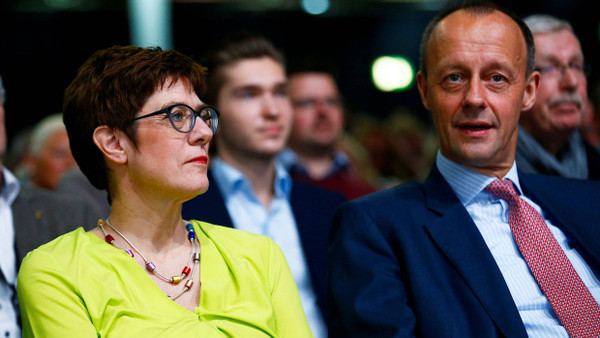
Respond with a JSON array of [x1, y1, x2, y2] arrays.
[[17, 220, 312, 337]]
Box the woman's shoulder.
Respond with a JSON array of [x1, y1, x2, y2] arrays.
[[19, 227, 105, 273]]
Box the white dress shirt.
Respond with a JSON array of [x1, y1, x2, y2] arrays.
[[211, 158, 326, 338], [437, 152, 600, 337]]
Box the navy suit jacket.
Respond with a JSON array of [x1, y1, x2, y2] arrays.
[[328, 165, 600, 337], [182, 171, 346, 317]]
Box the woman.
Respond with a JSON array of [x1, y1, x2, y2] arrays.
[[17, 46, 312, 337]]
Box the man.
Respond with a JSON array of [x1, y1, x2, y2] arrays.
[[0, 74, 97, 337], [279, 63, 377, 200], [516, 14, 600, 179], [182, 34, 345, 338], [328, 2, 600, 337], [22, 113, 77, 190], [0, 73, 20, 338]]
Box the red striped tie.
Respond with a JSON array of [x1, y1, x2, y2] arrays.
[[486, 179, 600, 337]]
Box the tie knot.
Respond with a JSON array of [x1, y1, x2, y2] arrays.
[[485, 179, 519, 203]]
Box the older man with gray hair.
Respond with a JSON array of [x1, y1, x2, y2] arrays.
[[517, 14, 600, 179], [22, 113, 76, 190]]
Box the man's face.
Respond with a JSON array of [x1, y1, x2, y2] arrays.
[[417, 10, 539, 176], [520, 29, 587, 137], [216, 57, 292, 161], [288, 73, 344, 153], [30, 129, 76, 189]]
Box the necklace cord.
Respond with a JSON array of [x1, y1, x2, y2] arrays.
[[98, 219, 200, 300]]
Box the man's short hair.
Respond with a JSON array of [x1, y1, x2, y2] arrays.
[[419, 1, 535, 77], [524, 14, 575, 36], [202, 32, 285, 106]]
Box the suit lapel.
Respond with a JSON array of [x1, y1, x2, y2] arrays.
[[289, 182, 328, 315], [520, 173, 600, 276], [422, 166, 527, 337]]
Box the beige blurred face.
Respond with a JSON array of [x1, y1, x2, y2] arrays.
[[288, 73, 344, 151], [31, 129, 76, 189], [520, 29, 587, 136], [216, 57, 292, 160]]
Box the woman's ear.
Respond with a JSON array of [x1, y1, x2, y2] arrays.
[[93, 126, 129, 165]]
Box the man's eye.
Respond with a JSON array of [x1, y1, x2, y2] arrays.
[[491, 74, 505, 82], [447, 74, 461, 82], [274, 88, 288, 97], [294, 99, 315, 109], [239, 91, 256, 99]]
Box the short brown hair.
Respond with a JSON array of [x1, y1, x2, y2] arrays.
[[202, 32, 285, 106], [63, 45, 206, 191]]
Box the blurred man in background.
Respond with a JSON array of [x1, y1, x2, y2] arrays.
[[279, 62, 377, 200], [182, 33, 345, 337], [22, 113, 76, 190], [516, 14, 600, 179]]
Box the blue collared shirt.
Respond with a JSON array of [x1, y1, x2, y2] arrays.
[[0, 167, 21, 338], [436, 152, 600, 337], [210, 157, 326, 338]]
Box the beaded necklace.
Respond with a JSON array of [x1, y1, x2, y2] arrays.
[[97, 219, 200, 300]]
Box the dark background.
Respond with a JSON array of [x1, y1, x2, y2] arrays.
[[1, 0, 597, 145]]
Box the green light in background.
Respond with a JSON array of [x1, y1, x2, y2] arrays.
[[372, 56, 414, 92]]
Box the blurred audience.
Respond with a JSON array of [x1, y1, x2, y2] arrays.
[[3, 126, 32, 180], [57, 167, 111, 220], [182, 33, 345, 338], [348, 108, 437, 188], [279, 60, 377, 200], [382, 108, 438, 182], [21, 113, 76, 189], [1, 73, 96, 338], [516, 14, 600, 179]]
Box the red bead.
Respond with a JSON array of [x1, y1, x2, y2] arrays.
[[182, 266, 191, 276], [185, 280, 194, 289], [105, 234, 115, 244]]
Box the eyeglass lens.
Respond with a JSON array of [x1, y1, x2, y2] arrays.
[[170, 105, 218, 134]]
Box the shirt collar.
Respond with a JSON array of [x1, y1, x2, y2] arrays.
[[436, 151, 522, 206], [277, 147, 351, 177], [211, 157, 292, 199], [1, 167, 20, 205]]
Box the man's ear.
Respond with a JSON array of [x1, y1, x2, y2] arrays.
[[92, 126, 129, 165], [522, 70, 541, 112], [417, 71, 430, 110]]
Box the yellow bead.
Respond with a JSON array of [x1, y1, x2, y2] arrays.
[[172, 276, 182, 284]]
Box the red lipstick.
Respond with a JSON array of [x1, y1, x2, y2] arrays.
[[189, 156, 208, 164]]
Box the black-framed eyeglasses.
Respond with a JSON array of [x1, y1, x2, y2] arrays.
[[133, 104, 219, 134], [534, 62, 591, 78]]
